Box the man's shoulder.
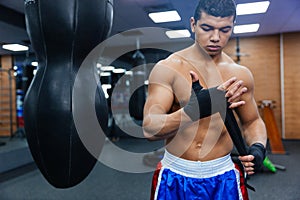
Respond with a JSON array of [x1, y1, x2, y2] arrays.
[[233, 63, 253, 76], [222, 62, 254, 81], [150, 54, 182, 80], [158, 53, 187, 68], [229, 62, 249, 71], [222, 52, 252, 73], [149, 52, 192, 86]]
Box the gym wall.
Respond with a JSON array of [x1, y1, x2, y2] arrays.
[[283, 32, 300, 139], [224, 31, 300, 139], [0, 55, 17, 137]]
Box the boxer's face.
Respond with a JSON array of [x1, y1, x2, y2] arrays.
[[191, 11, 234, 57]]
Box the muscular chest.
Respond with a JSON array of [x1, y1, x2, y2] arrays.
[[168, 60, 237, 111]]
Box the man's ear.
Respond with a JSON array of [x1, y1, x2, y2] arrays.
[[190, 17, 196, 33]]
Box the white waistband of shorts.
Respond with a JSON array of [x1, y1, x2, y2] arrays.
[[161, 150, 234, 179]]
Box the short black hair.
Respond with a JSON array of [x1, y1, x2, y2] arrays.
[[193, 0, 236, 22]]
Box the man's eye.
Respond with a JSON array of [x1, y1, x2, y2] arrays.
[[201, 26, 212, 31], [220, 28, 231, 33]]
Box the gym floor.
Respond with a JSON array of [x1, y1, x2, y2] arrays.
[[0, 138, 299, 200]]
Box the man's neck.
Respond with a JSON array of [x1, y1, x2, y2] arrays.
[[210, 53, 223, 65], [191, 43, 223, 65]]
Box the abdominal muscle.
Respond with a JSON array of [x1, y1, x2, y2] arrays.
[[165, 114, 234, 162]]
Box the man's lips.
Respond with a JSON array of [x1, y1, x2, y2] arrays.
[[206, 45, 221, 51]]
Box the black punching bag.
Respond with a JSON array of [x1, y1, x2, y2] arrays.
[[129, 49, 146, 121], [23, 0, 113, 188]]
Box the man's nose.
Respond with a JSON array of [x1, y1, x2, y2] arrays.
[[210, 29, 220, 42]]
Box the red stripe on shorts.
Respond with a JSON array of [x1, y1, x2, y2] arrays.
[[234, 163, 249, 200], [150, 162, 162, 200]]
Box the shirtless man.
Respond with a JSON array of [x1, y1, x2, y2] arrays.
[[143, 0, 267, 199]]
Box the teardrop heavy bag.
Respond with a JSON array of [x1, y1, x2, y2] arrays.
[[23, 0, 113, 188]]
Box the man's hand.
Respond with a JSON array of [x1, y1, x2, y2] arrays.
[[238, 155, 255, 175], [183, 71, 247, 121], [217, 77, 248, 109], [239, 143, 266, 175]]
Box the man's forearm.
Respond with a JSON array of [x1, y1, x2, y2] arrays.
[[143, 109, 191, 140], [243, 117, 267, 147]]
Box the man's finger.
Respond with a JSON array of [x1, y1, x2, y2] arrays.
[[228, 87, 248, 102], [189, 71, 199, 82], [225, 80, 243, 97], [217, 77, 237, 91], [239, 155, 255, 162], [241, 162, 255, 167], [228, 101, 245, 109]]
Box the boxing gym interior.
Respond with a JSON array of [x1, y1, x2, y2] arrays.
[[0, 0, 300, 199]]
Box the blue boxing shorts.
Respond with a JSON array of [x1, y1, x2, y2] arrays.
[[150, 150, 243, 200]]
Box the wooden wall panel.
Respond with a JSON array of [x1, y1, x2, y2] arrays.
[[0, 55, 16, 137], [283, 32, 300, 139], [224, 35, 282, 137]]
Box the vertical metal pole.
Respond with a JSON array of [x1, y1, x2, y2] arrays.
[[8, 69, 13, 137], [280, 33, 285, 138]]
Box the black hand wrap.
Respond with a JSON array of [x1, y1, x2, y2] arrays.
[[183, 81, 227, 121], [249, 143, 266, 171]]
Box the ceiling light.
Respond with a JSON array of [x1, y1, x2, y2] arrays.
[[96, 63, 102, 68], [100, 66, 115, 71], [233, 24, 260, 34], [165, 29, 191, 39], [31, 61, 38, 67], [149, 10, 181, 23], [100, 72, 111, 77], [112, 68, 126, 74], [2, 44, 29, 51], [236, 1, 270, 15], [125, 71, 133, 76]]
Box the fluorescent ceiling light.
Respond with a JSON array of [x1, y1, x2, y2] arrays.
[[236, 1, 270, 15], [112, 68, 126, 74], [2, 44, 29, 51], [234, 24, 260, 34], [31, 61, 38, 67], [165, 29, 191, 39], [125, 71, 133, 76], [100, 72, 111, 77], [100, 66, 115, 71], [149, 10, 181, 23]]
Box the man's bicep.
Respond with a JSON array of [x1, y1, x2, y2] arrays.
[[236, 94, 260, 127], [144, 83, 174, 115], [144, 61, 176, 115], [235, 67, 260, 124]]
